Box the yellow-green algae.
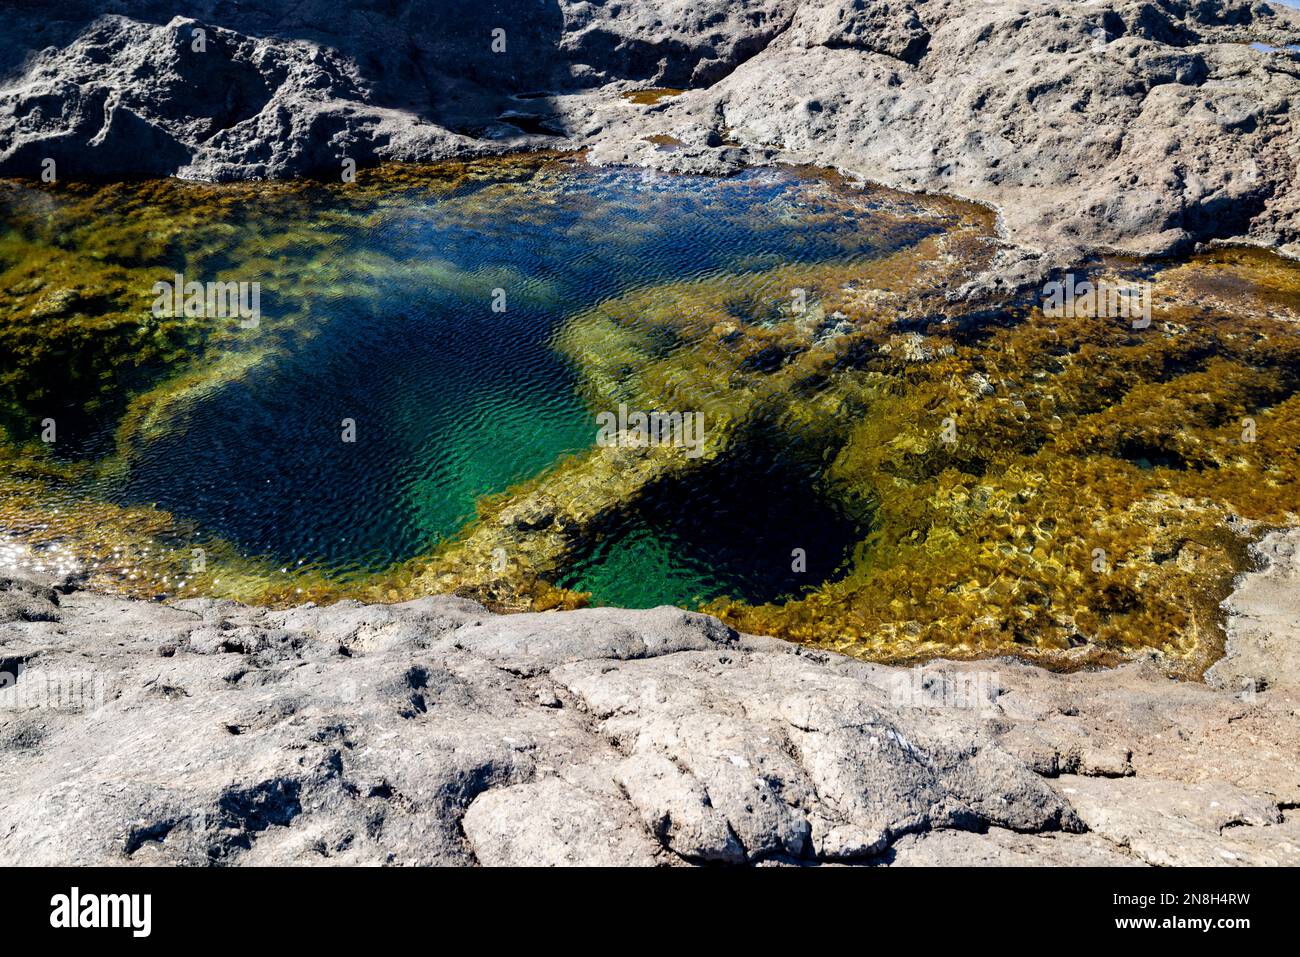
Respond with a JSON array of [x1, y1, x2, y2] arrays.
[[621, 88, 685, 106], [2, 156, 1298, 676], [541, 243, 1300, 675], [0, 154, 584, 604]]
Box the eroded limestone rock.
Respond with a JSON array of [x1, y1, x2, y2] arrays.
[[1, 524, 1295, 866], [3, 1, 1299, 255]]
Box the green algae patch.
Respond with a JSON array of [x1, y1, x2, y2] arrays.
[[0, 156, 554, 449], [422, 221, 1300, 674]]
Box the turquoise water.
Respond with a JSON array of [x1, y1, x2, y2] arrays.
[[556, 426, 867, 606], [106, 161, 925, 590]]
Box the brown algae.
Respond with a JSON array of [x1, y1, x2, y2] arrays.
[[622, 88, 686, 106]]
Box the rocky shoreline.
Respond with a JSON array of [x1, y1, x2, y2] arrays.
[[0, 528, 1296, 865], [3, 1, 1300, 260], [2, 0, 1299, 866]]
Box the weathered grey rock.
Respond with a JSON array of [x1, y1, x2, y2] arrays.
[[463, 777, 663, 867], [2, 524, 1295, 866], [1056, 774, 1299, 866], [614, 753, 745, 863], [0, 15, 474, 181], [440, 605, 739, 676], [2, 1, 1298, 256], [793, 0, 932, 63], [885, 826, 1146, 867], [599, 0, 1300, 256], [1206, 527, 1300, 695], [0, 577, 60, 624]]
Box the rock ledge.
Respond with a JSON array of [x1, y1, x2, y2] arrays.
[[1, 529, 1297, 866]]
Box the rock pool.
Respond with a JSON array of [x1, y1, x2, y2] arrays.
[[2, 154, 1298, 671]]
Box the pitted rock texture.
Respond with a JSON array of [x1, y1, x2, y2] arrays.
[[591, 0, 1300, 257], [0, 527, 1296, 866], [2, 1, 1299, 256], [0, 15, 474, 181]]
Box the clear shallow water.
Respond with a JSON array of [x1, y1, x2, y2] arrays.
[[1, 159, 930, 602], [114, 165, 924, 586], [117, 272, 596, 577], [556, 432, 865, 607]]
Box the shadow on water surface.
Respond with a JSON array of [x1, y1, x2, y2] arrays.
[[559, 427, 868, 608]]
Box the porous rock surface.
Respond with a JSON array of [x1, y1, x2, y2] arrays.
[[1, 529, 1296, 866], [2, 1, 1299, 256]]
